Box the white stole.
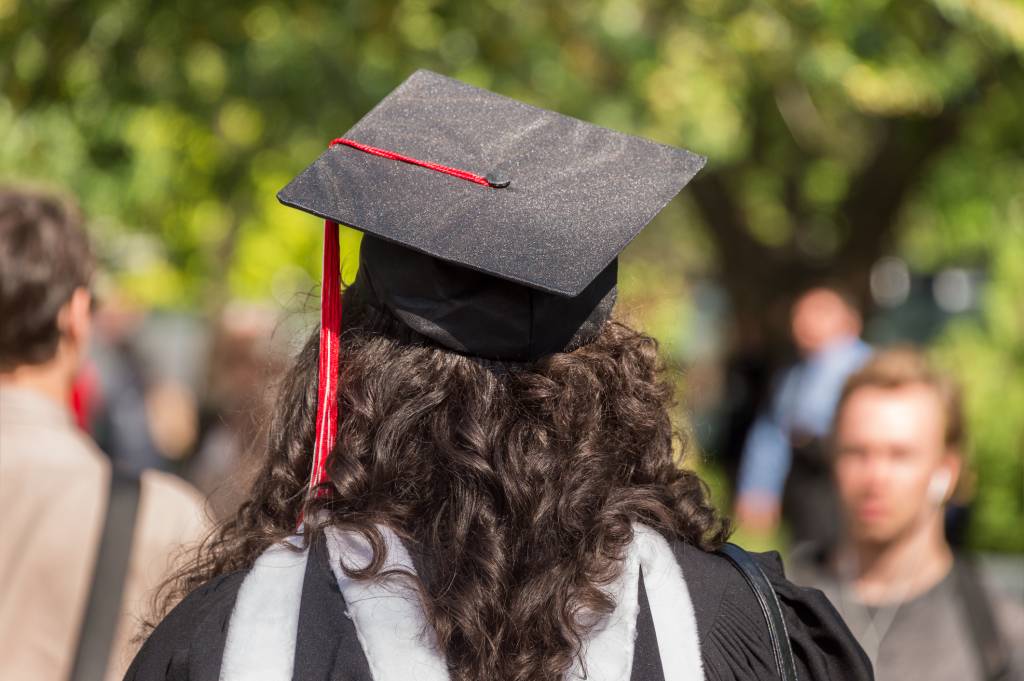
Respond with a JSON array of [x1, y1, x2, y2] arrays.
[[220, 524, 704, 681], [219, 540, 308, 681]]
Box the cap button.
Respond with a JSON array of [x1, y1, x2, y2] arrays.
[[485, 173, 511, 189]]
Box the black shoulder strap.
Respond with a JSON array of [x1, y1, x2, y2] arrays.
[[951, 555, 1014, 681], [69, 469, 142, 681], [718, 543, 799, 681]]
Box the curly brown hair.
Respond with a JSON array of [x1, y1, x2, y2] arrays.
[[158, 287, 729, 681]]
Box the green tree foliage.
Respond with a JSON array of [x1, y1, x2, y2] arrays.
[[2, 0, 1021, 549], [933, 223, 1024, 552]]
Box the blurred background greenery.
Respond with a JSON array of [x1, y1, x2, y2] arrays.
[[2, 0, 1022, 551]]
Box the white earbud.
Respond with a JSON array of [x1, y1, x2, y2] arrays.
[[927, 469, 953, 506]]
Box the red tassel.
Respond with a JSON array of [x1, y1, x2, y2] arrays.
[[308, 219, 342, 497]]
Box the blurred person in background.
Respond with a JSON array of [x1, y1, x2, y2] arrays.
[[0, 187, 209, 681], [734, 286, 871, 546], [87, 295, 169, 475], [188, 304, 283, 520], [789, 347, 1023, 681]]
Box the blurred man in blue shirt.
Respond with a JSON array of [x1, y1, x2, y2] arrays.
[[734, 287, 871, 545]]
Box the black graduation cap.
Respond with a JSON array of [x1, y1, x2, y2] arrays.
[[278, 69, 705, 362]]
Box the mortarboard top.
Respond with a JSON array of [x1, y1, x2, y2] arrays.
[[278, 69, 705, 361]]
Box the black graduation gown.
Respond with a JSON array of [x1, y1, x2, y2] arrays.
[[125, 535, 872, 681]]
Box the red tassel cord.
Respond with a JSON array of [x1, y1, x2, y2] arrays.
[[329, 137, 509, 187], [307, 219, 342, 498]]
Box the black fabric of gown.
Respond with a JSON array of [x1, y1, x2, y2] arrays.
[[125, 535, 872, 681]]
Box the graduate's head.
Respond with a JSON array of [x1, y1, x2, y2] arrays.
[[830, 347, 964, 547], [0, 186, 94, 382], [276, 69, 706, 494]]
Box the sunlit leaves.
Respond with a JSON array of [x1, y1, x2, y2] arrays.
[[1, 0, 1022, 548], [934, 227, 1024, 551]]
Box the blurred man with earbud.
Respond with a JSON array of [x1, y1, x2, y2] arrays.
[[789, 347, 1023, 681]]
